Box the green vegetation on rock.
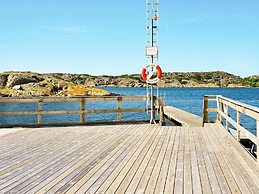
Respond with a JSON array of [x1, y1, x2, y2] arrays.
[[243, 76, 259, 87]]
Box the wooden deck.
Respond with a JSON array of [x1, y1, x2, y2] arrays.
[[0, 123, 259, 194], [164, 106, 203, 127]]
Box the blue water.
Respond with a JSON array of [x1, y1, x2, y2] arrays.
[[103, 87, 259, 134], [0, 88, 259, 134]]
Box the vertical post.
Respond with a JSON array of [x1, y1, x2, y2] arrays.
[[158, 97, 164, 126], [150, 86, 156, 124], [151, 18, 154, 64], [117, 97, 122, 121], [257, 120, 259, 164], [203, 96, 208, 126], [80, 98, 86, 123], [38, 99, 43, 125], [237, 111, 241, 141], [226, 105, 230, 132], [218, 101, 222, 123]]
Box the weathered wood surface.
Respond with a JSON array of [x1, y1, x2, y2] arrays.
[[0, 123, 258, 194], [164, 106, 203, 127]]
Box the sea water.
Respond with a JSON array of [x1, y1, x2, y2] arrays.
[[0, 88, 258, 134]]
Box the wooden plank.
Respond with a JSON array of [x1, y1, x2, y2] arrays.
[[112, 126, 168, 194], [144, 126, 173, 193], [202, 127, 232, 194], [0, 108, 149, 117], [125, 126, 167, 194], [210, 123, 259, 193], [173, 127, 185, 194], [0, 96, 148, 104], [164, 127, 180, 194], [0, 126, 78, 156], [183, 127, 192, 194], [0, 126, 119, 192], [204, 95, 217, 101], [199, 127, 222, 194], [94, 125, 163, 194], [215, 153, 242, 194], [193, 127, 212, 194], [66, 124, 153, 194], [0, 127, 57, 151], [205, 108, 218, 112], [0, 127, 99, 191], [164, 106, 203, 127], [44, 124, 147, 194], [25, 125, 130, 193], [0, 98, 39, 103], [1, 123, 259, 194], [189, 128, 202, 194], [208, 124, 253, 194], [83, 125, 160, 194], [153, 126, 177, 194], [0, 128, 78, 169]]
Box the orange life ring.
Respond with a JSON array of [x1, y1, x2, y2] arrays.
[[141, 64, 162, 84]]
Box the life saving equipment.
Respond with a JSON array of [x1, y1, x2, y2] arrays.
[[141, 64, 162, 84]]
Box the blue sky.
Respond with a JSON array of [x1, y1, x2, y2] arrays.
[[0, 0, 258, 77]]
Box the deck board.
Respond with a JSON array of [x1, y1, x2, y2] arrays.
[[0, 123, 258, 194]]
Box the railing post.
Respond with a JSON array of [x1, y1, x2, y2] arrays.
[[237, 111, 241, 141], [38, 99, 43, 125], [226, 105, 230, 132], [117, 97, 122, 121], [218, 101, 222, 123], [257, 120, 259, 164], [158, 97, 164, 126], [80, 98, 86, 123], [203, 96, 208, 126]]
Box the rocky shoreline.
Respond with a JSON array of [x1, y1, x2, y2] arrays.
[[0, 71, 258, 97]]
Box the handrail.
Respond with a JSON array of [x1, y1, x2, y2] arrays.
[[0, 96, 164, 127], [203, 95, 258, 163]]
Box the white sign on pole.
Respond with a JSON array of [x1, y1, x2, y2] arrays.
[[146, 46, 158, 56]]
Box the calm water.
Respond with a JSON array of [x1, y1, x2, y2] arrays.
[[0, 87, 259, 134]]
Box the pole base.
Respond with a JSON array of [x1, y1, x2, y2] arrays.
[[150, 119, 156, 124]]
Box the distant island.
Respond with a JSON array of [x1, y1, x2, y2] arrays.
[[0, 71, 258, 97]]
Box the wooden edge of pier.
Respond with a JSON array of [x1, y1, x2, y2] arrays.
[[164, 106, 203, 127]]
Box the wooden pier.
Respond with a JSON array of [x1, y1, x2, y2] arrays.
[[0, 123, 258, 193], [164, 106, 203, 127], [0, 95, 259, 193]]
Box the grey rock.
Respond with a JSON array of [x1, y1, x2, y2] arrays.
[[6, 75, 40, 88], [13, 85, 23, 90], [0, 74, 8, 88]]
